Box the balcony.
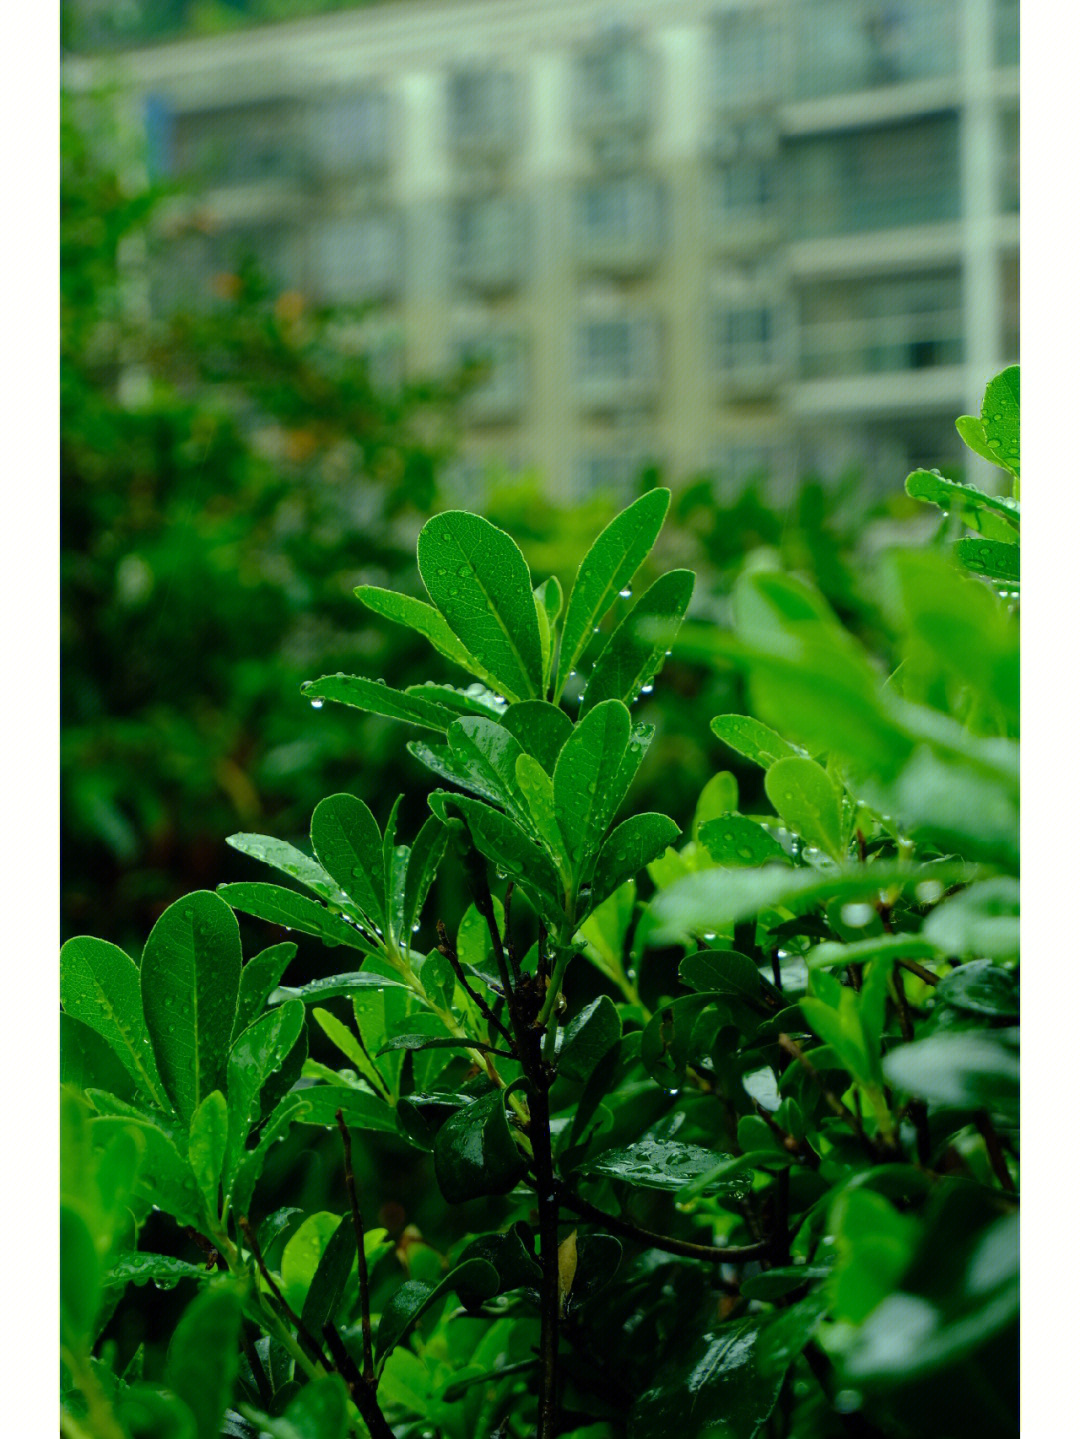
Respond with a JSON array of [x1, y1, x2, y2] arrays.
[[790, 0, 959, 102], [709, 9, 784, 110], [574, 315, 661, 413], [448, 196, 528, 295], [447, 69, 521, 161], [708, 158, 783, 253], [713, 302, 790, 398], [308, 213, 402, 304], [306, 90, 391, 179], [573, 176, 664, 276], [800, 308, 964, 381], [574, 34, 652, 138], [171, 101, 305, 190]]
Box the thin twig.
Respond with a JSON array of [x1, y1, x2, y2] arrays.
[[553, 1181, 769, 1266], [891, 964, 915, 1044], [321, 1324, 397, 1439], [239, 1216, 330, 1369], [436, 918, 516, 1049], [975, 1110, 1017, 1193], [896, 956, 941, 987], [778, 1034, 878, 1159], [335, 1110, 375, 1384]]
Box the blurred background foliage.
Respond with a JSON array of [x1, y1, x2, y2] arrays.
[[61, 83, 932, 957]]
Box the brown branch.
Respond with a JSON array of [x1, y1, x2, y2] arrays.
[[239, 1216, 330, 1369], [975, 1109, 1016, 1193], [321, 1324, 396, 1439], [897, 957, 941, 987], [778, 1034, 878, 1159], [554, 1181, 769, 1267], [891, 964, 915, 1044], [335, 1110, 375, 1384], [436, 918, 516, 1049]]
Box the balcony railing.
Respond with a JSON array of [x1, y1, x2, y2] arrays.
[[790, 0, 959, 102], [800, 309, 964, 379]]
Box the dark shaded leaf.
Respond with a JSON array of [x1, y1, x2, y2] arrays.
[[433, 1089, 528, 1203]]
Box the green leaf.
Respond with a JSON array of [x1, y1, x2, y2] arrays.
[[232, 943, 297, 1041], [641, 993, 730, 1087], [270, 972, 410, 1006], [354, 585, 485, 677], [405, 681, 507, 718], [904, 470, 1019, 541], [188, 1090, 228, 1217], [217, 883, 376, 954], [956, 413, 1006, 468], [296, 1085, 400, 1135], [699, 815, 790, 867], [883, 1028, 1019, 1117], [417, 510, 543, 701], [631, 1315, 786, 1439], [429, 791, 564, 928], [225, 1000, 306, 1186], [104, 1254, 214, 1289], [402, 815, 449, 940], [60, 936, 171, 1112], [250, 1376, 351, 1439], [224, 835, 349, 910], [300, 1213, 356, 1343], [447, 716, 530, 822], [555, 488, 670, 701], [580, 1137, 751, 1197], [934, 960, 1018, 1018], [558, 996, 621, 1081], [829, 1189, 920, 1326], [553, 699, 633, 877], [710, 714, 803, 769], [693, 771, 740, 836], [515, 751, 572, 880], [312, 1006, 386, 1095], [580, 568, 694, 713], [764, 756, 845, 862], [60, 1011, 139, 1103], [806, 933, 940, 969], [499, 699, 573, 773], [679, 949, 780, 1010], [433, 1089, 528, 1203], [954, 536, 1020, 585], [89, 1115, 207, 1229], [230, 1092, 314, 1219], [300, 673, 458, 731], [60, 1204, 101, 1350], [591, 814, 681, 910], [164, 1286, 242, 1439], [375, 1258, 501, 1367], [141, 892, 242, 1122], [980, 363, 1020, 477], [117, 1387, 198, 1439], [310, 793, 387, 931], [924, 878, 1019, 961]]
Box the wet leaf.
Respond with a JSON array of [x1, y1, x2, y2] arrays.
[[217, 883, 376, 955], [375, 1258, 501, 1367], [310, 793, 387, 932], [558, 996, 621, 1082], [233, 943, 297, 1040], [554, 699, 633, 877], [499, 699, 574, 773], [579, 1136, 750, 1196], [354, 585, 485, 678], [980, 364, 1020, 478], [164, 1286, 242, 1439], [699, 815, 790, 867], [433, 1089, 528, 1203], [764, 756, 845, 862], [581, 568, 694, 713], [300, 673, 459, 731], [710, 714, 803, 769]]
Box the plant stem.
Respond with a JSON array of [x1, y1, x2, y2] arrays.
[[778, 1034, 879, 1160], [529, 1067, 562, 1439], [239, 1216, 330, 1373], [897, 956, 941, 987], [436, 918, 516, 1049], [336, 1110, 376, 1383], [554, 1182, 769, 1266], [975, 1109, 1016, 1193], [321, 1323, 397, 1439]]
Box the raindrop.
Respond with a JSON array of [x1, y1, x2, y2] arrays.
[[411, 923, 421, 933], [641, 684, 654, 695], [840, 902, 874, 928], [703, 931, 717, 942], [183, 909, 194, 920], [619, 587, 632, 599], [310, 698, 324, 709], [458, 565, 470, 577]]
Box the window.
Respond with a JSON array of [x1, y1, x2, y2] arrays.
[[309, 214, 401, 303], [575, 315, 661, 408], [456, 331, 529, 424], [573, 176, 664, 272], [308, 91, 390, 177], [995, 0, 1019, 67], [711, 9, 783, 108], [172, 101, 301, 187], [791, 0, 959, 101], [449, 196, 528, 293], [799, 271, 964, 379], [714, 305, 783, 377], [575, 33, 651, 134], [1000, 109, 1019, 213], [709, 157, 781, 242], [448, 69, 521, 157], [787, 115, 960, 239]]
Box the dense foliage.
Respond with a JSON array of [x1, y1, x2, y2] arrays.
[[61, 368, 1019, 1439]]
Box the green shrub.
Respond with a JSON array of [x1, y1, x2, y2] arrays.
[[61, 370, 1019, 1439]]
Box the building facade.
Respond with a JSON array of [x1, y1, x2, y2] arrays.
[[71, 0, 1020, 502]]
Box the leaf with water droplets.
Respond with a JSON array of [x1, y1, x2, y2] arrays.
[[188, 1090, 228, 1219], [310, 793, 387, 933], [956, 413, 1006, 469], [141, 892, 241, 1123], [300, 673, 459, 731], [764, 756, 846, 863], [555, 488, 671, 701], [980, 364, 1019, 479], [402, 815, 449, 942], [447, 716, 530, 825], [904, 470, 1019, 541], [217, 883, 377, 955], [417, 510, 543, 702], [698, 814, 791, 868], [579, 1136, 749, 1196], [60, 936, 172, 1113], [591, 813, 680, 912], [428, 791, 564, 929], [710, 714, 803, 770], [299, 1214, 357, 1348], [693, 771, 739, 836], [225, 834, 350, 910], [536, 575, 564, 690], [433, 1089, 528, 1203], [581, 569, 694, 714], [558, 995, 621, 1082], [679, 949, 781, 1010], [354, 585, 492, 682], [225, 1000, 306, 1188], [515, 752, 572, 884], [103, 1253, 214, 1290], [232, 942, 297, 1041], [404, 682, 506, 719], [640, 993, 729, 1088], [553, 699, 633, 880], [499, 699, 574, 774], [954, 536, 1020, 585], [90, 1115, 208, 1229], [312, 1006, 388, 1097], [270, 971, 410, 1006], [375, 1259, 501, 1369]]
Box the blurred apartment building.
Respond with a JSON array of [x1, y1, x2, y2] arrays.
[[69, 0, 1020, 502]]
